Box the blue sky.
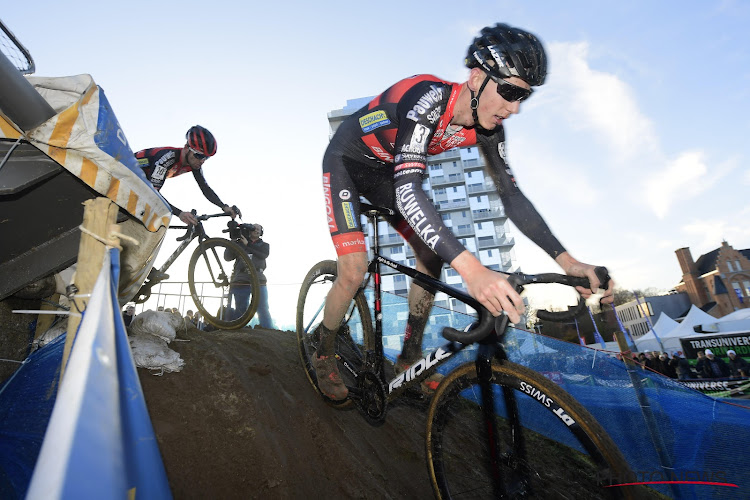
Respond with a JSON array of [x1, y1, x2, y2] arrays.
[[4, 1, 749, 325]]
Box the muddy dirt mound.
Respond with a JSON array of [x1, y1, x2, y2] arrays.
[[137, 325, 433, 499]]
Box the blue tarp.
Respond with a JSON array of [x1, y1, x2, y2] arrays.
[[0, 248, 171, 499]]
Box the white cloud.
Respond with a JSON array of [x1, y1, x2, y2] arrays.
[[681, 219, 750, 253], [644, 151, 709, 218], [547, 42, 659, 159]]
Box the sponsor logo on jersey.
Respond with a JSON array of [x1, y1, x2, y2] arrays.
[[498, 141, 507, 162], [323, 173, 337, 232], [395, 183, 440, 250], [332, 233, 366, 255], [361, 134, 394, 162], [137, 157, 150, 167], [342, 202, 357, 229], [426, 107, 442, 124], [339, 189, 351, 200], [394, 152, 425, 164], [406, 85, 445, 122], [442, 134, 467, 150], [359, 110, 391, 133]]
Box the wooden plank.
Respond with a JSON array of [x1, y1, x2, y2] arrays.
[[61, 197, 119, 378]]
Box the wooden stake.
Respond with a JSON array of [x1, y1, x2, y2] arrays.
[[61, 197, 119, 378]]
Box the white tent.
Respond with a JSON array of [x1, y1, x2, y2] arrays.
[[697, 308, 750, 334], [635, 306, 716, 353], [633, 312, 679, 352]]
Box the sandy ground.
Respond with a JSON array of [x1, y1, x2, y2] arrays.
[[137, 324, 435, 499]]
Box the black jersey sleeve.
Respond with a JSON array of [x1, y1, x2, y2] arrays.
[[392, 82, 465, 263], [192, 168, 226, 210], [476, 127, 566, 260]]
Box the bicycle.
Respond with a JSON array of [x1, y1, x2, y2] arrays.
[[297, 202, 644, 499], [135, 211, 259, 330]]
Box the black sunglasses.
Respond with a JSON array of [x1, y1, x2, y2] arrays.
[[495, 79, 533, 103], [188, 147, 209, 160]]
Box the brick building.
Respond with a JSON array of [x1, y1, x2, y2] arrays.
[[675, 241, 750, 318]]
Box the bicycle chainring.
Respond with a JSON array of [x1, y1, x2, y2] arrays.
[[355, 371, 387, 426]]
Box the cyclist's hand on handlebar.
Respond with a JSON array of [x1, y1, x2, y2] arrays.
[[179, 211, 198, 225], [555, 252, 615, 304], [223, 204, 242, 219], [453, 251, 525, 324]]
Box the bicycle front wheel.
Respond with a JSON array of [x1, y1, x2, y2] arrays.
[[296, 260, 373, 408], [426, 360, 640, 500], [188, 238, 259, 330]]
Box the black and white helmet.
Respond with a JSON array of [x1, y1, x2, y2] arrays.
[[466, 23, 547, 86]]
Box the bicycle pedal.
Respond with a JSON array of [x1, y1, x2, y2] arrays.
[[148, 269, 170, 282]]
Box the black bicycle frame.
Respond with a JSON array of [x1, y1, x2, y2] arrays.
[[358, 206, 521, 495]]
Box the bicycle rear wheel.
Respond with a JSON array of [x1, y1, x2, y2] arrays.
[[188, 238, 259, 330], [426, 360, 646, 500], [296, 260, 373, 408]]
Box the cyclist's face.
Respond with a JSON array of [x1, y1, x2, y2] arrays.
[[186, 148, 208, 168], [475, 75, 528, 129]]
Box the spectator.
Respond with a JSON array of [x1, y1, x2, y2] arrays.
[[122, 305, 136, 327], [702, 349, 730, 379], [669, 351, 692, 380], [694, 350, 706, 378], [657, 353, 677, 378], [727, 350, 749, 378], [193, 312, 205, 331], [227, 223, 273, 328], [186, 309, 194, 323]]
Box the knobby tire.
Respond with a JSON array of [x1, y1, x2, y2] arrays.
[[188, 238, 259, 330], [296, 260, 373, 409]]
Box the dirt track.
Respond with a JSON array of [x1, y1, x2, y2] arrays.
[[137, 325, 434, 499]]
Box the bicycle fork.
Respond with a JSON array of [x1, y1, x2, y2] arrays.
[[476, 316, 531, 498]]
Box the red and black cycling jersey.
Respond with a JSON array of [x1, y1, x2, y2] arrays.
[[324, 74, 565, 264], [135, 147, 226, 216]]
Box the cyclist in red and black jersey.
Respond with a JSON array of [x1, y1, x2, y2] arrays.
[[135, 125, 240, 225], [314, 23, 615, 400]]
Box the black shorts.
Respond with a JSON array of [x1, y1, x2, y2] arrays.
[[322, 149, 412, 256]]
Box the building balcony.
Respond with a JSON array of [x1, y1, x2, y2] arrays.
[[378, 233, 405, 246], [477, 235, 515, 249], [466, 182, 495, 195], [461, 158, 485, 170], [472, 207, 506, 222], [437, 199, 470, 211], [430, 172, 465, 186], [453, 225, 475, 237], [429, 149, 461, 162]]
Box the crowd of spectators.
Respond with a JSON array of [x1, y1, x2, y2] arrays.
[[625, 348, 748, 380]]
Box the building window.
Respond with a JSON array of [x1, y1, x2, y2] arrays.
[[737, 260, 743, 271], [467, 148, 472, 153], [477, 223, 482, 229], [441, 214, 450, 221], [446, 269, 459, 277], [453, 162, 457, 167], [389, 247, 401, 255], [453, 187, 458, 193], [744, 281, 750, 296], [434, 188, 446, 195], [430, 164, 442, 171], [728, 261, 735, 272], [732, 282, 743, 301], [462, 211, 467, 217], [476, 196, 482, 202], [487, 250, 493, 256]]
